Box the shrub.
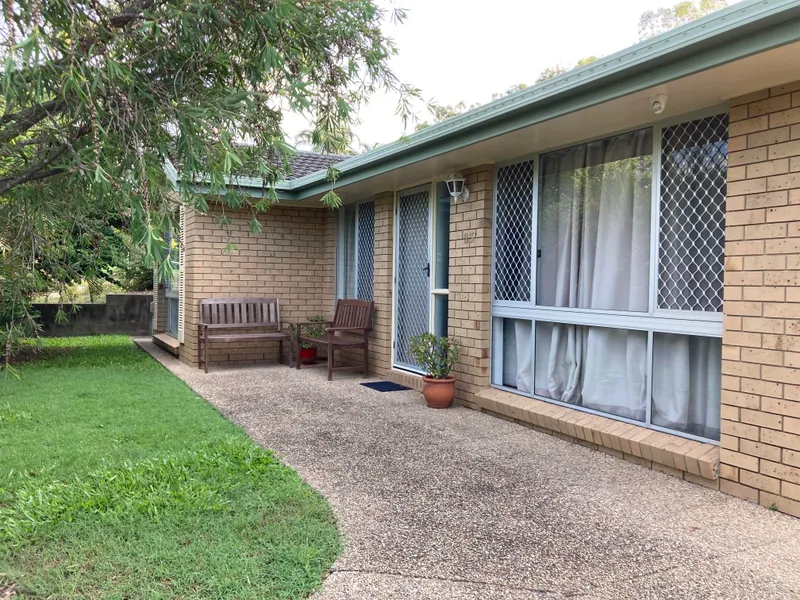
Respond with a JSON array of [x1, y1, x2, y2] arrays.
[[409, 333, 460, 379]]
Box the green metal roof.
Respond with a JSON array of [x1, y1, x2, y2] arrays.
[[173, 0, 800, 201]]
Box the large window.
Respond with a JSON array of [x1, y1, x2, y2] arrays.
[[491, 113, 727, 442], [337, 200, 375, 301]]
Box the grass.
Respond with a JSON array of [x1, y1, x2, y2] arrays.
[[0, 336, 340, 599]]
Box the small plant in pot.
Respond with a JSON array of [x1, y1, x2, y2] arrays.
[[409, 333, 460, 409], [292, 315, 326, 364]]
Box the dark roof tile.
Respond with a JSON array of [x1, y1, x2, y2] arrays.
[[285, 151, 350, 180]]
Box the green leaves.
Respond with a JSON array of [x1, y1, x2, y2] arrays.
[[409, 333, 461, 380], [0, 0, 421, 361], [320, 190, 341, 209]]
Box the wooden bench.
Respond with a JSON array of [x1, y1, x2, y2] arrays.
[[293, 298, 374, 381], [198, 298, 290, 373]]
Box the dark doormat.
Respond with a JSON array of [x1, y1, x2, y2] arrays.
[[361, 381, 411, 392]]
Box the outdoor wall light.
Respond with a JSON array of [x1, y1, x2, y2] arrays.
[[445, 173, 469, 202], [651, 94, 668, 115]]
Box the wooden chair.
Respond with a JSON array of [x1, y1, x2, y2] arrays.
[[293, 299, 374, 381], [198, 298, 290, 373]]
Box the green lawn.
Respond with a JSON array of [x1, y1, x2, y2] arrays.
[[0, 336, 340, 599]]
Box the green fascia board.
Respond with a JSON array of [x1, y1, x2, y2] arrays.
[[183, 183, 296, 201], [164, 159, 296, 200], [282, 0, 800, 197]]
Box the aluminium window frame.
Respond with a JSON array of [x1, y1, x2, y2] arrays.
[[163, 222, 181, 340], [430, 182, 451, 336], [489, 106, 728, 445], [336, 199, 375, 302]]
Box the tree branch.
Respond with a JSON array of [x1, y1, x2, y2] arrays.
[[0, 146, 69, 195], [0, 167, 66, 187], [0, 124, 90, 195], [0, 99, 68, 145], [108, 0, 158, 28]]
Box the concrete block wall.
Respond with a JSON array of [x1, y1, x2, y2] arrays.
[[721, 80, 800, 517], [181, 204, 336, 368], [34, 294, 153, 337]]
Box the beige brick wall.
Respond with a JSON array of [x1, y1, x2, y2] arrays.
[[153, 282, 166, 333], [449, 165, 494, 408], [721, 80, 800, 517], [181, 204, 335, 368], [371, 192, 395, 375]]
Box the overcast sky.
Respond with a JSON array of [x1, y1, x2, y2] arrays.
[[287, 0, 743, 150]]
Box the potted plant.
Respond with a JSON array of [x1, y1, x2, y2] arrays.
[[293, 315, 326, 365], [409, 333, 460, 409]]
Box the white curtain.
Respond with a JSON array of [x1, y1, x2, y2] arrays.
[[336, 206, 356, 299], [502, 319, 532, 392], [499, 128, 722, 438], [533, 130, 652, 420], [652, 334, 721, 439], [537, 129, 653, 311]]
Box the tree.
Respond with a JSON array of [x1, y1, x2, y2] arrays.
[[535, 56, 597, 84], [536, 65, 568, 84], [0, 0, 420, 363], [415, 101, 480, 131], [491, 83, 528, 100], [639, 0, 728, 40]]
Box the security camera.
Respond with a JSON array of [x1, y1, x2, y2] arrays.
[[651, 94, 668, 115]]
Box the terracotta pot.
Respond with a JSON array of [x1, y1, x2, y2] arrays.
[[421, 376, 455, 409], [299, 347, 318, 365]]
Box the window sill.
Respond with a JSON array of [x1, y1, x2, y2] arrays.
[[474, 387, 719, 486], [153, 332, 180, 356]]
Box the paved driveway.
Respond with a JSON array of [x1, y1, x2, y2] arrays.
[[138, 339, 800, 600]]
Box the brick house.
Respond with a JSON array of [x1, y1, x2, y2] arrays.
[[154, 0, 800, 516]]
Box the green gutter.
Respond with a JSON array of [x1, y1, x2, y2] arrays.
[[164, 159, 296, 201]]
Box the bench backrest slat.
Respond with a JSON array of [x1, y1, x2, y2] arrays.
[[332, 299, 373, 330], [199, 298, 282, 329]]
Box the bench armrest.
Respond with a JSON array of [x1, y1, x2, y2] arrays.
[[325, 326, 367, 333]]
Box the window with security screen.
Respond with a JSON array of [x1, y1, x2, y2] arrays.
[[494, 160, 534, 302], [658, 115, 727, 312], [356, 201, 375, 300], [489, 112, 728, 444], [336, 201, 375, 301]]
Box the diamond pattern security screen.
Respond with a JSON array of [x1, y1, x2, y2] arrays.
[[494, 161, 534, 302], [396, 190, 430, 369], [357, 201, 375, 300], [658, 114, 728, 312]]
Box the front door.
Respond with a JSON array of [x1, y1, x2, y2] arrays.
[[394, 186, 431, 371]]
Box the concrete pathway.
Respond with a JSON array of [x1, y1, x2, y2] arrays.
[[137, 339, 800, 600]]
